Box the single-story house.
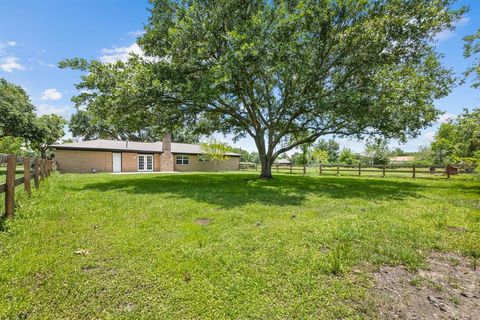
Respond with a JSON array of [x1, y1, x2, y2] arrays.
[[389, 156, 415, 164], [50, 134, 240, 173], [275, 159, 292, 166]]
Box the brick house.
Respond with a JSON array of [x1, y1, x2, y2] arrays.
[[51, 134, 240, 173]]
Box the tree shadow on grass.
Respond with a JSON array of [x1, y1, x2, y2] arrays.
[[77, 173, 424, 208]]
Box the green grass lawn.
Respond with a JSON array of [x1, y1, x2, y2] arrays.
[[0, 172, 479, 319]]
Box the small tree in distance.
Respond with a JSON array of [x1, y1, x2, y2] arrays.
[[338, 148, 359, 165], [31, 114, 67, 159], [200, 139, 233, 171], [312, 148, 329, 164]]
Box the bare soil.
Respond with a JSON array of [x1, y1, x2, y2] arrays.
[[375, 252, 480, 319], [195, 218, 212, 225]]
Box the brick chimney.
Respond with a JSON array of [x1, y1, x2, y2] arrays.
[[160, 133, 174, 171], [162, 133, 172, 153]]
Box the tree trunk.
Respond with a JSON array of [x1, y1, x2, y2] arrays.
[[259, 154, 273, 179]]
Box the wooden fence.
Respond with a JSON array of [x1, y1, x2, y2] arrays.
[[0, 154, 56, 218], [240, 163, 460, 179]]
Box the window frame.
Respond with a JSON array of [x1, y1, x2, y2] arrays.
[[138, 154, 153, 171], [175, 154, 189, 165]]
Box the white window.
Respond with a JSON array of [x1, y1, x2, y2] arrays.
[[176, 155, 189, 165], [138, 154, 153, 171]]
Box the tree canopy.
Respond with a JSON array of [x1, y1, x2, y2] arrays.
[[64, 0, 463, 178], [363, 139, 390, 165], [313, 139, 340, 163], [464, 28, 480, 88], [59, 57, 199, 143], [431, 108, 480, 166], [0, 78, 37, 140], [31, 114, 67, 158]]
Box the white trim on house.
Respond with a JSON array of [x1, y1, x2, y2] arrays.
[[138, 154, 153, 172], [112, 152, 122, 172], [175, 154, 189, 165]]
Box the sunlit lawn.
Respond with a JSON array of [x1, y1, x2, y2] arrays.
[[0, 172, 479, 319]]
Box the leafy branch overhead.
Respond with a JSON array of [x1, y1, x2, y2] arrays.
[[62, 0, 465, 178]]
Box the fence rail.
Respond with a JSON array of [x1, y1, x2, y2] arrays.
[[239, 162, 463, 179], [1, 154, 56, 218]]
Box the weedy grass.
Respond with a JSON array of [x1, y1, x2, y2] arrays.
[[0, 172, 478, 319]]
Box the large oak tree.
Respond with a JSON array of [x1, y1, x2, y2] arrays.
[[65, 0, 463, 178]]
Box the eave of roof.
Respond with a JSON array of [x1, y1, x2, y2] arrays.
[[50, 140, 240, 157], [52, 146, 162, 153]]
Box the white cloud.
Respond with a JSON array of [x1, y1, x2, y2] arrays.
[[437, 113, 455, 124], [388, 131, 437, 152], [434, 16, 470, 42], [99, 43, 144, 63], [127, 30, 145, 37], [434, 30, 454, 42], [40, 88, 62, 101], [36, 104, 74, 119], [0, 41, 17, 49], [0, 56, 26, 72]]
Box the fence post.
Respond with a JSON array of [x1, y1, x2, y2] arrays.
[[412, 164, 416, 178], [303, 164, 306, 175], [337, 165, 340, 175], [276, 164, 279, 173], [40, 159, 45, 181], [319, 163, 322, 175], [382, 165, 386, 177], [34, 158, 40, 189], [289, 164, 292, 174], [5, 155, 16, 218], [23, 157, 31, 195], [358, 163, 361, 176], [446, 164, 451, 179]]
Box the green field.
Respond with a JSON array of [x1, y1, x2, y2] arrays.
[[0, 165, 25, 184], [0, 172, 479, 319]]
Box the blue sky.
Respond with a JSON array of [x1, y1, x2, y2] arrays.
[[1, 0, 479, 153]]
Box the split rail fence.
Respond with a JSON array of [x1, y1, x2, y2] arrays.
[[240, 163, 461, 179], [0, 154, 56, 218]]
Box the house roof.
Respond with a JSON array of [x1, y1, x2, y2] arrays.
[[50, 139, 240, 156], [275, 159, 292, 164], [389, 156, 415, 162]]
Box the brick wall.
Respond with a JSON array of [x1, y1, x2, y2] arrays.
[[173, 154, 240, 172], [55, 149, 239, 173], [56, 150, 113, 173], [121, 152, 137, 172]]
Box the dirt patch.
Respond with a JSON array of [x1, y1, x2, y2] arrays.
[[375, 252, 480, 319], [445, 225, 468, 233], [195, 218, 212, 225]]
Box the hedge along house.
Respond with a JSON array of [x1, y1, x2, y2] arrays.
[[51, 134, 240, 173]]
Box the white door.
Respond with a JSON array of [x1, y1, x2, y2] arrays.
[[112, 153, 122, 172], [138, 154, 153, 172]]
